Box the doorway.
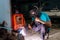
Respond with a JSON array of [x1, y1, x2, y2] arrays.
[[10, 0, 39, 23]]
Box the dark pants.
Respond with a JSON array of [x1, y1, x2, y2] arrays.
[[45, 26, 50, 39], [17, 34, 24, 40]]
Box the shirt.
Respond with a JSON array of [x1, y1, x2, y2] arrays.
[[32, 12, 50, 22]]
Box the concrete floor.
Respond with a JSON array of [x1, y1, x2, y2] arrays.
[[25, 29, 60, 40]]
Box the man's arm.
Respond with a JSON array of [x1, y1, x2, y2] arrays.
[[28, 24, 32, 29], [35, 18, 52, 27], [35, 17, 45, 24], [45, 21, 52, 28], [28, 21, 35, 29], [45, 13, 52, 28]]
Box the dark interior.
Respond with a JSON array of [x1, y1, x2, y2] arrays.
[[11, 0, 60, 24]]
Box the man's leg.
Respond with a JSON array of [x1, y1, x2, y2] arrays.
[[17, 33, 24, 40], [40, 25, 45, 40], [45, 27, 50, 39], [33, 24, 45, 40], [46, 28, 50, 39]]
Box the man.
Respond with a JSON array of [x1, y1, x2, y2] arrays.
[[12, 14, 26, 40], [28, 6, 52, 40]]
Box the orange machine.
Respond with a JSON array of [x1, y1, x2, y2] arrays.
[[12, 14, 26, 31]]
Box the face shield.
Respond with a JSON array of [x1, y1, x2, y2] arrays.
[[29, 6, 40, 18], [30, 10, 36, 18]]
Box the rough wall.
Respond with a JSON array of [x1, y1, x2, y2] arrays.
[[0, 0, 11, 30]]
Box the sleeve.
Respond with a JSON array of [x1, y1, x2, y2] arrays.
[[40, 12, 51, 22], [45, 13, 50, 22], [32, 17, 35, 21]]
